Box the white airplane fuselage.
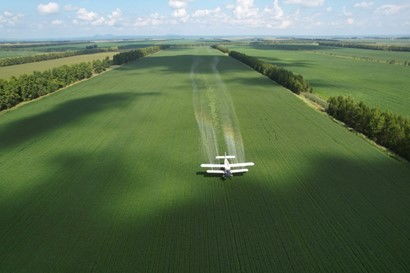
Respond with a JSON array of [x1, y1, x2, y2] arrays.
[[224, 158, 231, 170]]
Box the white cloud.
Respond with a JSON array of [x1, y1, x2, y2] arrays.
[[168, 0, 189, 9], [225, 0, 292, 29], [343, 7, 353, 16], [51, 19, 62, 25], [375, 4, 409, 15], [192, 7, 222, 17], [64, 5, 79, 12], [285, 0, 324, 7], [354, 2, 374, 9], [0, 11, 23, 26], [169, 0, 190, 20], [234, 0, 258, 18], [134, 13, 165, 27], [37, 2, 59, 15], [74, 7, 122, 26], [173, 8, 187, 18], [77, 8, 98, 21], [106, 8, 122, 26], [277, 19, 292, 29], [346, 18, 354, 24], [264, 0, 284, 19], [326, 7, 332, 12]]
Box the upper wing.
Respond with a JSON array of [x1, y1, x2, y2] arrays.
[[216, 155, 236, 159], [200, 164, 224, 168], [230, 162, 255, 168]]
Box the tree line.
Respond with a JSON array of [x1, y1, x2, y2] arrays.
[[112, 45, 170, 65], [249, 42, 321, 51], [0, 48, 114, 67], [117, 44, 154, 50], [0, 57, 111, 111], [327, 96, 410, 160], [210, 45, 230, 53], [0, 41, 89, 49], [212, 45, 312, 94], [318, 41, 410, 52]]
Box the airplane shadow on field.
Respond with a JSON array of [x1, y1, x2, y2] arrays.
[[0, 92, 159, 151], [0, 150, 409, 273]]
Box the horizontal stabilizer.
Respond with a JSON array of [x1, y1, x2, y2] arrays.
[[216, 155, 236, 160], [201, 164, 224, 168], [230, 169, 248, 174], [207, 170, 225, 174], [230, 162, 255, 168]]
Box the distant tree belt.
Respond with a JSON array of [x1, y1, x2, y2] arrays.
[[249, 42, 321, 51], [117, 43, 224, 50], [0, 57, 111, 111], [318, 41, 410, 52], [212, 45, 312, 94], [211, 44, 230, 53], [117, 44, 153, 50], [0, 41, 90, 49], [112, 45, 170, 65], [0, 48, 114, 67], [327, 96, 410, 160]]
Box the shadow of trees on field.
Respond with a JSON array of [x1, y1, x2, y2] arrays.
[[116, 52, 246, 75], [308, 79, 349, 90], [223, 75, 280, 89], [0, 92, 159, 151], [252, 55, 312, 69], [0, 146, 409, 273]]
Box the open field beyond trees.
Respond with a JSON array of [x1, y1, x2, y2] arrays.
[[1, 47, 409, 273], [0, 52, 117, 79], [230, 45, 410, 117]]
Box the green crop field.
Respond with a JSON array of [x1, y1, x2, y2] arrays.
[[0, 52, 117, 79], [314, 46, 410, 62], [230, 45, 410, 117], [0, 47, 409, 273]]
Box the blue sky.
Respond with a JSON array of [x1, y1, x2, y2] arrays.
[[0, 0, 409, 39]]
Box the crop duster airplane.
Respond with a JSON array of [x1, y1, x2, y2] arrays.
[[200, 154, 255, 179]]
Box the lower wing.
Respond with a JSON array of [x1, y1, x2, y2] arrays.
[[230, 169, 249, 174], [206, 170, 225, 174]]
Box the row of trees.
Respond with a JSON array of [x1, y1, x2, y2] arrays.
[[327, 96, 409, 160], [0, 48, 113, 67], [224, 49, 312, 94], [212, 45, 312, 94], [249, 42, 321, 51], [112, 45, 170, 65], [318, 41, 410, 52], [85, 44, 98, 49], [0, 57, 111, 111], [210, 44, 230, 53], [0, 41, 84, 49]]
